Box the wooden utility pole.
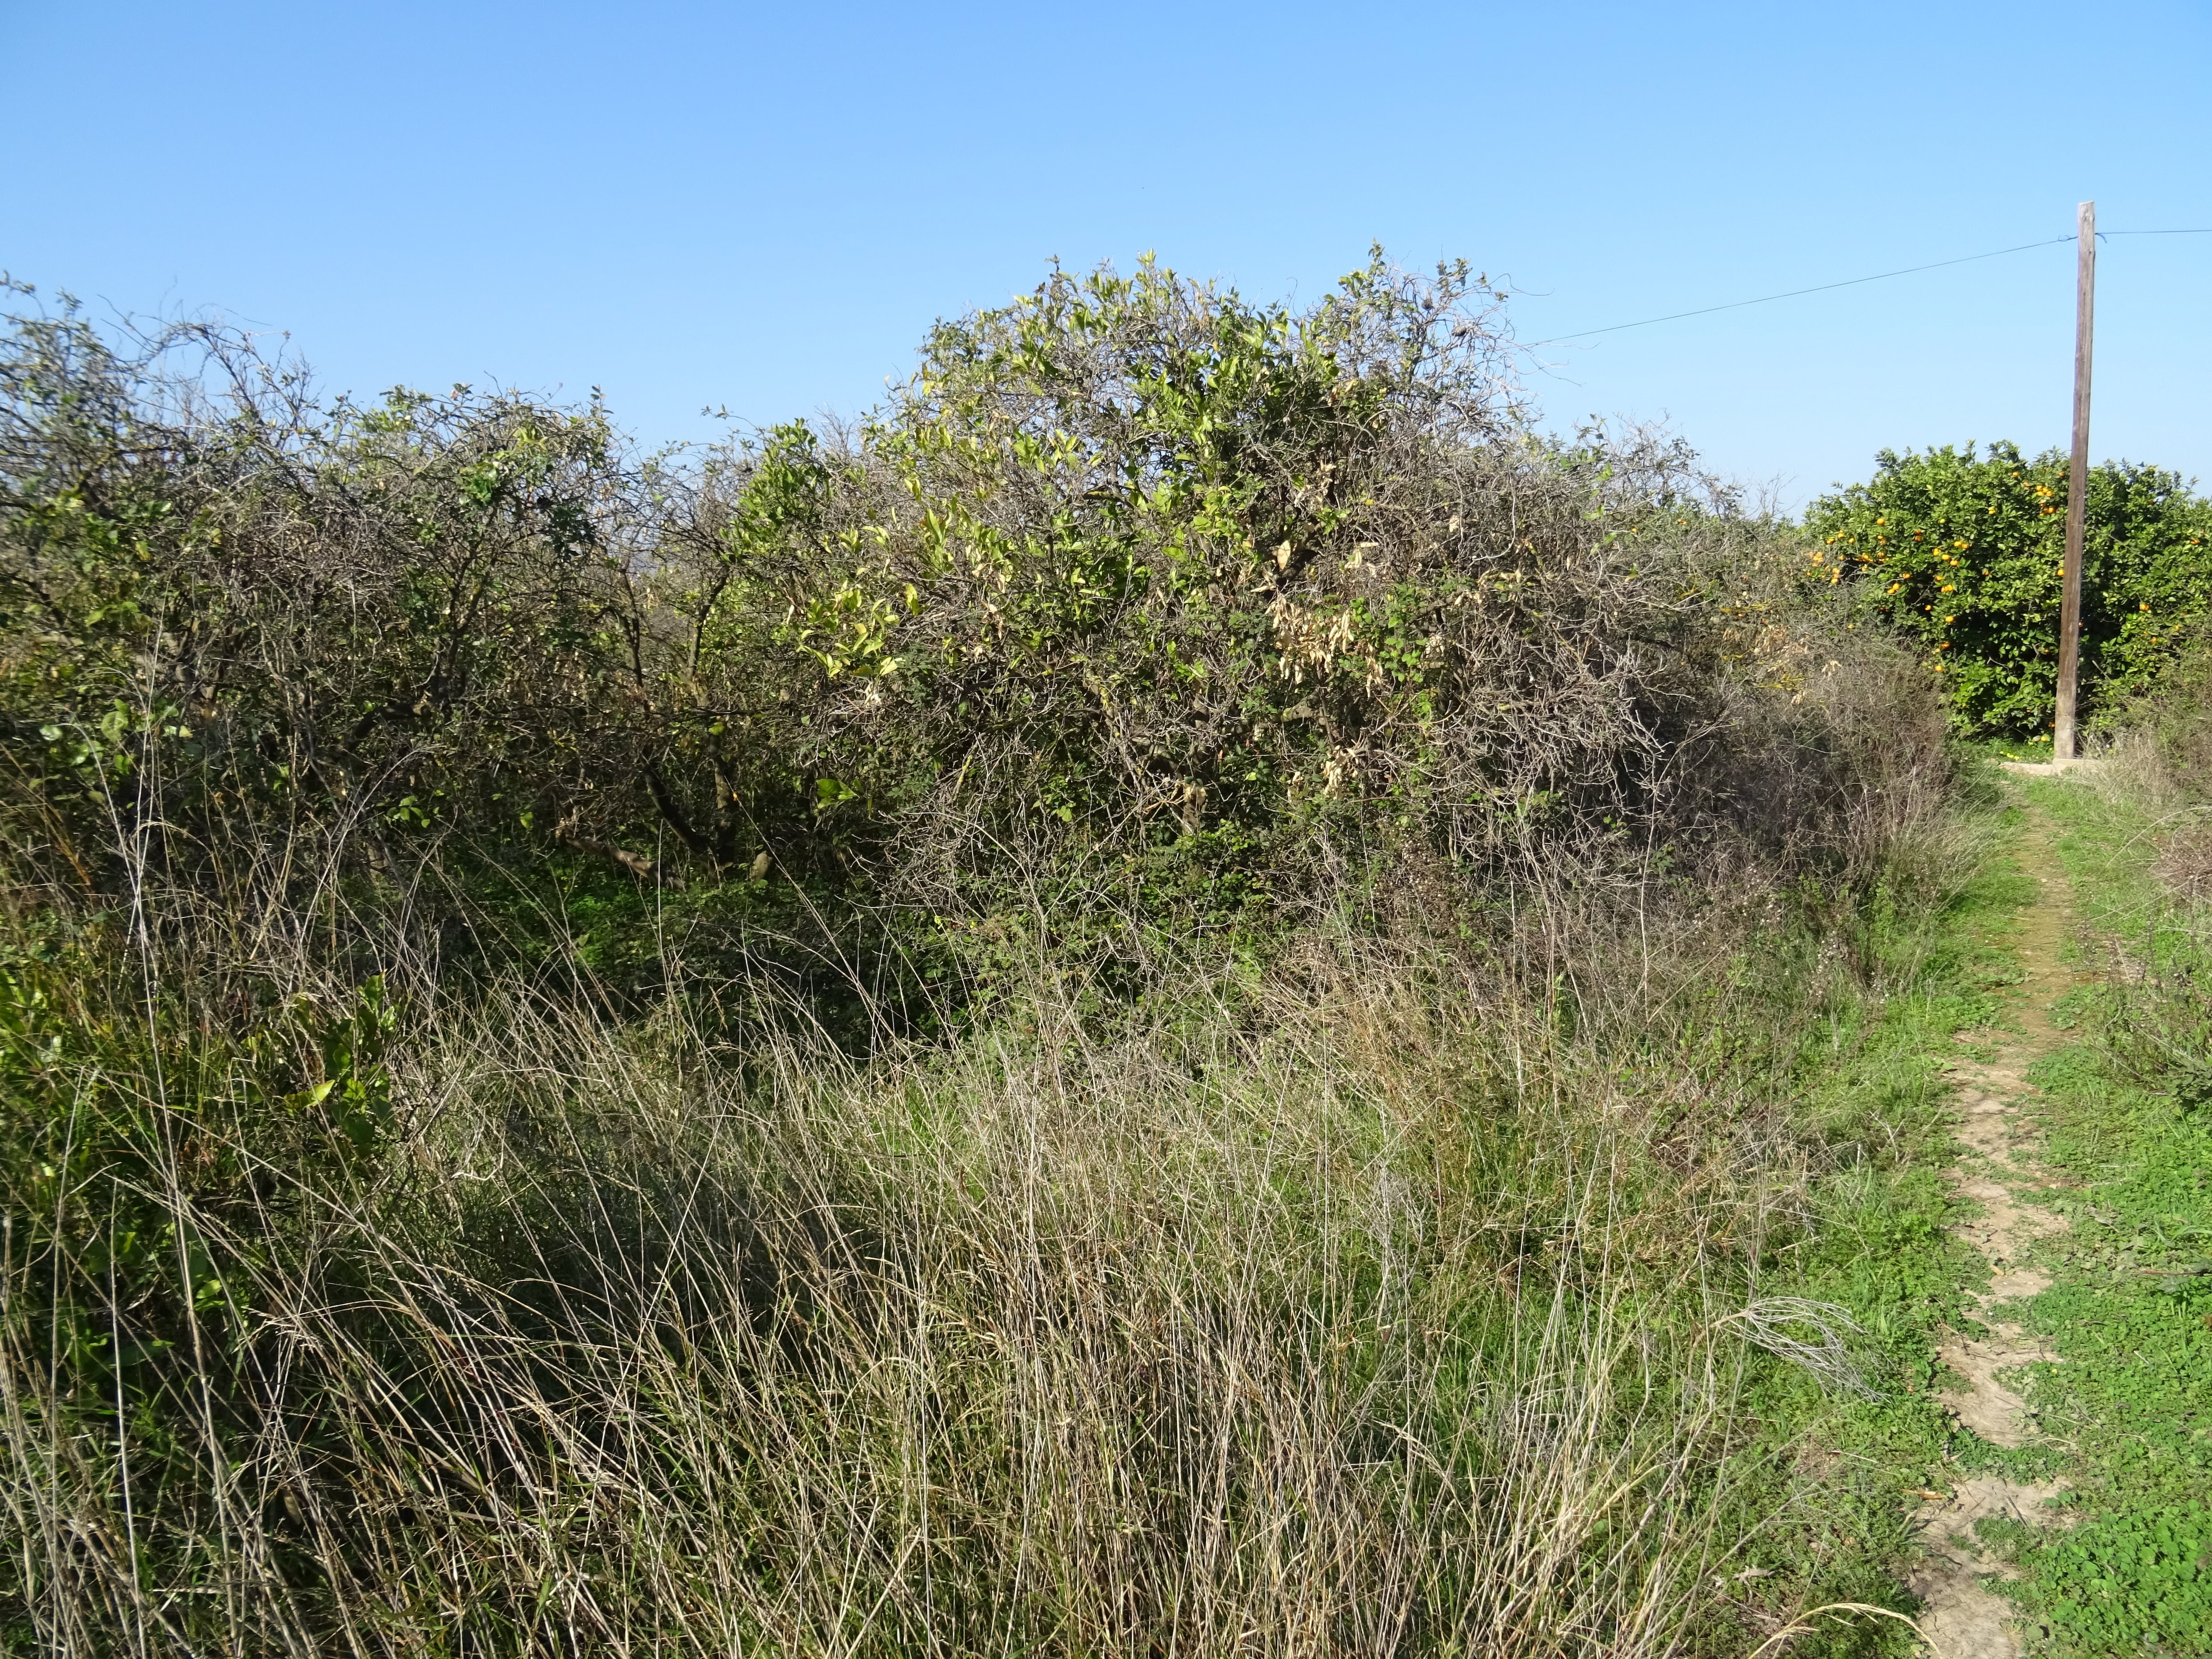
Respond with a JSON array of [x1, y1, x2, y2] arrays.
[[2055, 200, 2095, 760]]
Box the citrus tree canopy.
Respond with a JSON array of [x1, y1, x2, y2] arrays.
[[1804, 443, 2212, 738]]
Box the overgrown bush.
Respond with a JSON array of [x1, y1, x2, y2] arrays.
[[0, 256, 1970, 1656], [2090, 641, 2212, 811], [4, 261, 1932, 1022]]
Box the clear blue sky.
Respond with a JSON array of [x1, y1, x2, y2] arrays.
[[5, 0, 2207, 509]]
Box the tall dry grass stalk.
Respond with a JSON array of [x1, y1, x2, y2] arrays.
[[1, 883, 1881, 1656]]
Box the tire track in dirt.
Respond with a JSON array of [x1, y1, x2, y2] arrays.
[[1908, 781, 2083, 1659]]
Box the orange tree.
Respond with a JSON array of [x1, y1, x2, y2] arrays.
[[1803, 442, 2212, 738]]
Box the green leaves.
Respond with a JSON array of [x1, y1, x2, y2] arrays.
[[1805, 443, 2212, 737], [2016, 1503, 2212, 1653], [787, 579, 903, 680], [316, 975, 397, 1158]]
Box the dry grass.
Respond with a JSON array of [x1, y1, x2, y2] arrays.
[[0, 872, 1907, 1656]]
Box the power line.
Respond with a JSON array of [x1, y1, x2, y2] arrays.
[[1526, 236, 2074, 346], [1527, 225, 2209, 348]]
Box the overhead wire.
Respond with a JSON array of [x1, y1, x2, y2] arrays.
[[1526, 226, 2208, 348]]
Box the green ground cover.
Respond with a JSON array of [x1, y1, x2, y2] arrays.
[[1560, 773, 2048, 1651], [1982, 776, 2212, 1655], [1738, 787, 2048, 1649]]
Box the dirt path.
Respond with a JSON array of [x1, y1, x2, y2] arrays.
[[1909, 791, 2080, 1657]]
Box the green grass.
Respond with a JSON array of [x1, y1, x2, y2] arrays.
[[1729, 800, 2042, 1644], [1534, 778, 2058, 1652], [1970, 776, 2212, 1655]]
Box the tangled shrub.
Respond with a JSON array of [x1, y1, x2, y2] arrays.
[[3, 259, 1927, 1020]]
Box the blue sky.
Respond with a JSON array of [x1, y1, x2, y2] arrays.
[[4, 0, 2207, 508]]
